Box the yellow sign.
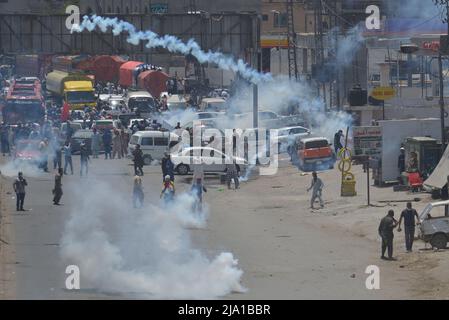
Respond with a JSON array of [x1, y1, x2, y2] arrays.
[[371, 87, 396, 100]]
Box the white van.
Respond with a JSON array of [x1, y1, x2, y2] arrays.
[[128, 130, 180, 164]]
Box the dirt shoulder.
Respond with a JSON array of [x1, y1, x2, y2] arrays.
[[0, 167, 17, 299]]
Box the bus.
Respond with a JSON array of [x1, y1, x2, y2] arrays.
[[3, 78, 45, 124]]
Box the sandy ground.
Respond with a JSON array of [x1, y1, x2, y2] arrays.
[[0, 153, 448, 299]]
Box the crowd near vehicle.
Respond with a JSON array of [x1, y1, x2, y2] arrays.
[[296, 137, 335, 171], [45, 70, 96, 110], [3, 78, 45, 124], [128, 130, 179, 164], [171, 146, 248, 175], [418, 200, 449, 249], [70, 129, 104, 155]]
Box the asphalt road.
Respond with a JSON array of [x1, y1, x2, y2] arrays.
[[0, 154, 418, 299]]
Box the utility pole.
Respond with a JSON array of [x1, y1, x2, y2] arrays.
[[433, 0, 449, 149]]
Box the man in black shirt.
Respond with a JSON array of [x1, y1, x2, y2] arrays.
[[378, 210, 398, 260], [397, 202, 420, 252]]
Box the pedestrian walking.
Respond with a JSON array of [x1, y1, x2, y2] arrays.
[[38, 138, 49, 172], [334, 129, 344, 155], [53, 168, 63, 205], [191, 178, 207, 212], [91, 127, 101, 159], [133, 175, 144, 208], [63, 141, 73, 175], [80, 143, 90, 177], [397, 202, 420, 252], [103, 129, 112, 159], [13, 172, 27, 211], [378, 209, 398, 260], [132, 144, 144, 176], [161, 152, 175, 182], [225, 161, 240, 190], [112, 130, 122, 159], [307, 171, 324, 209], [53, 142, 62, 170], [121, 130, 129, 157]]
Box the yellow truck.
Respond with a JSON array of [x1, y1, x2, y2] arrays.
[[46, 70, 96, 110]]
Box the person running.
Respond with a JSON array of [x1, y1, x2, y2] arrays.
[[307, 171, 324, 209], [53, 168, 63, 205], [80, 143, 90, 177], [160, 175, 175, 204], [133, 175, 144, 208], [63, 141, 73, 175], [378, 209, 398, 260], [13, 172, 27, 211], [132, 144, 144, 176], [397, 202, 420, 252]]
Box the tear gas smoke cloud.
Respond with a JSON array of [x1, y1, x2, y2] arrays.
[[60, 180, 245, 298], [71, 15, 271, 84]]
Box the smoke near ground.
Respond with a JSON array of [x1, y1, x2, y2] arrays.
[[60, 180, 245, 299]]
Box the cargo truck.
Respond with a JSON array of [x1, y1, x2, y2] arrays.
[[46, 70, 96, 110]]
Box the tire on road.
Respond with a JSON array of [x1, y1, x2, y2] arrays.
[[430, 233, 448, 249], [143, 155, 153, 165], [176, 163, 190, 175]]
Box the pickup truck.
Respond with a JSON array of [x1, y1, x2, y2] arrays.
[[296, 137, 335, 171]]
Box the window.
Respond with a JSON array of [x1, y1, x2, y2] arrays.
[[305, 140, 329, 149], [273, 13, 288, 28], [262, 14, 268, 21], [141, 137, 153, 146], [130, 136, 139, 144], [289, 127, 308, 135], [154, 137, 168, 146]]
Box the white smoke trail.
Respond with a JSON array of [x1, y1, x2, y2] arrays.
[[71, 15, 271, 84], [60, 180, 245, 298]]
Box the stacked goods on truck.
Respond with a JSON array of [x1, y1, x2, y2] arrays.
[[137, 69, 168, 98], [119, 61, 146, 88], [3, 78, 45, 124], [46, 70, 96, 110], [52, 55, 93, 73], [91, 55, 126, 83]]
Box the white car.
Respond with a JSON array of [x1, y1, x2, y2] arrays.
[[275, 126, 311, 153], [196, 111, 226, 120], [171, 146, 248, 175]]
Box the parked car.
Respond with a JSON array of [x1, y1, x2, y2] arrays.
[[128, 130, 179, 165], [275, 126, 311, 153], [70, 129, 104, 155], [296, 137, 335, 171], [199, 97, 227, 111], [171, 146, 248, 175], [418, 200, 449, 249]]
